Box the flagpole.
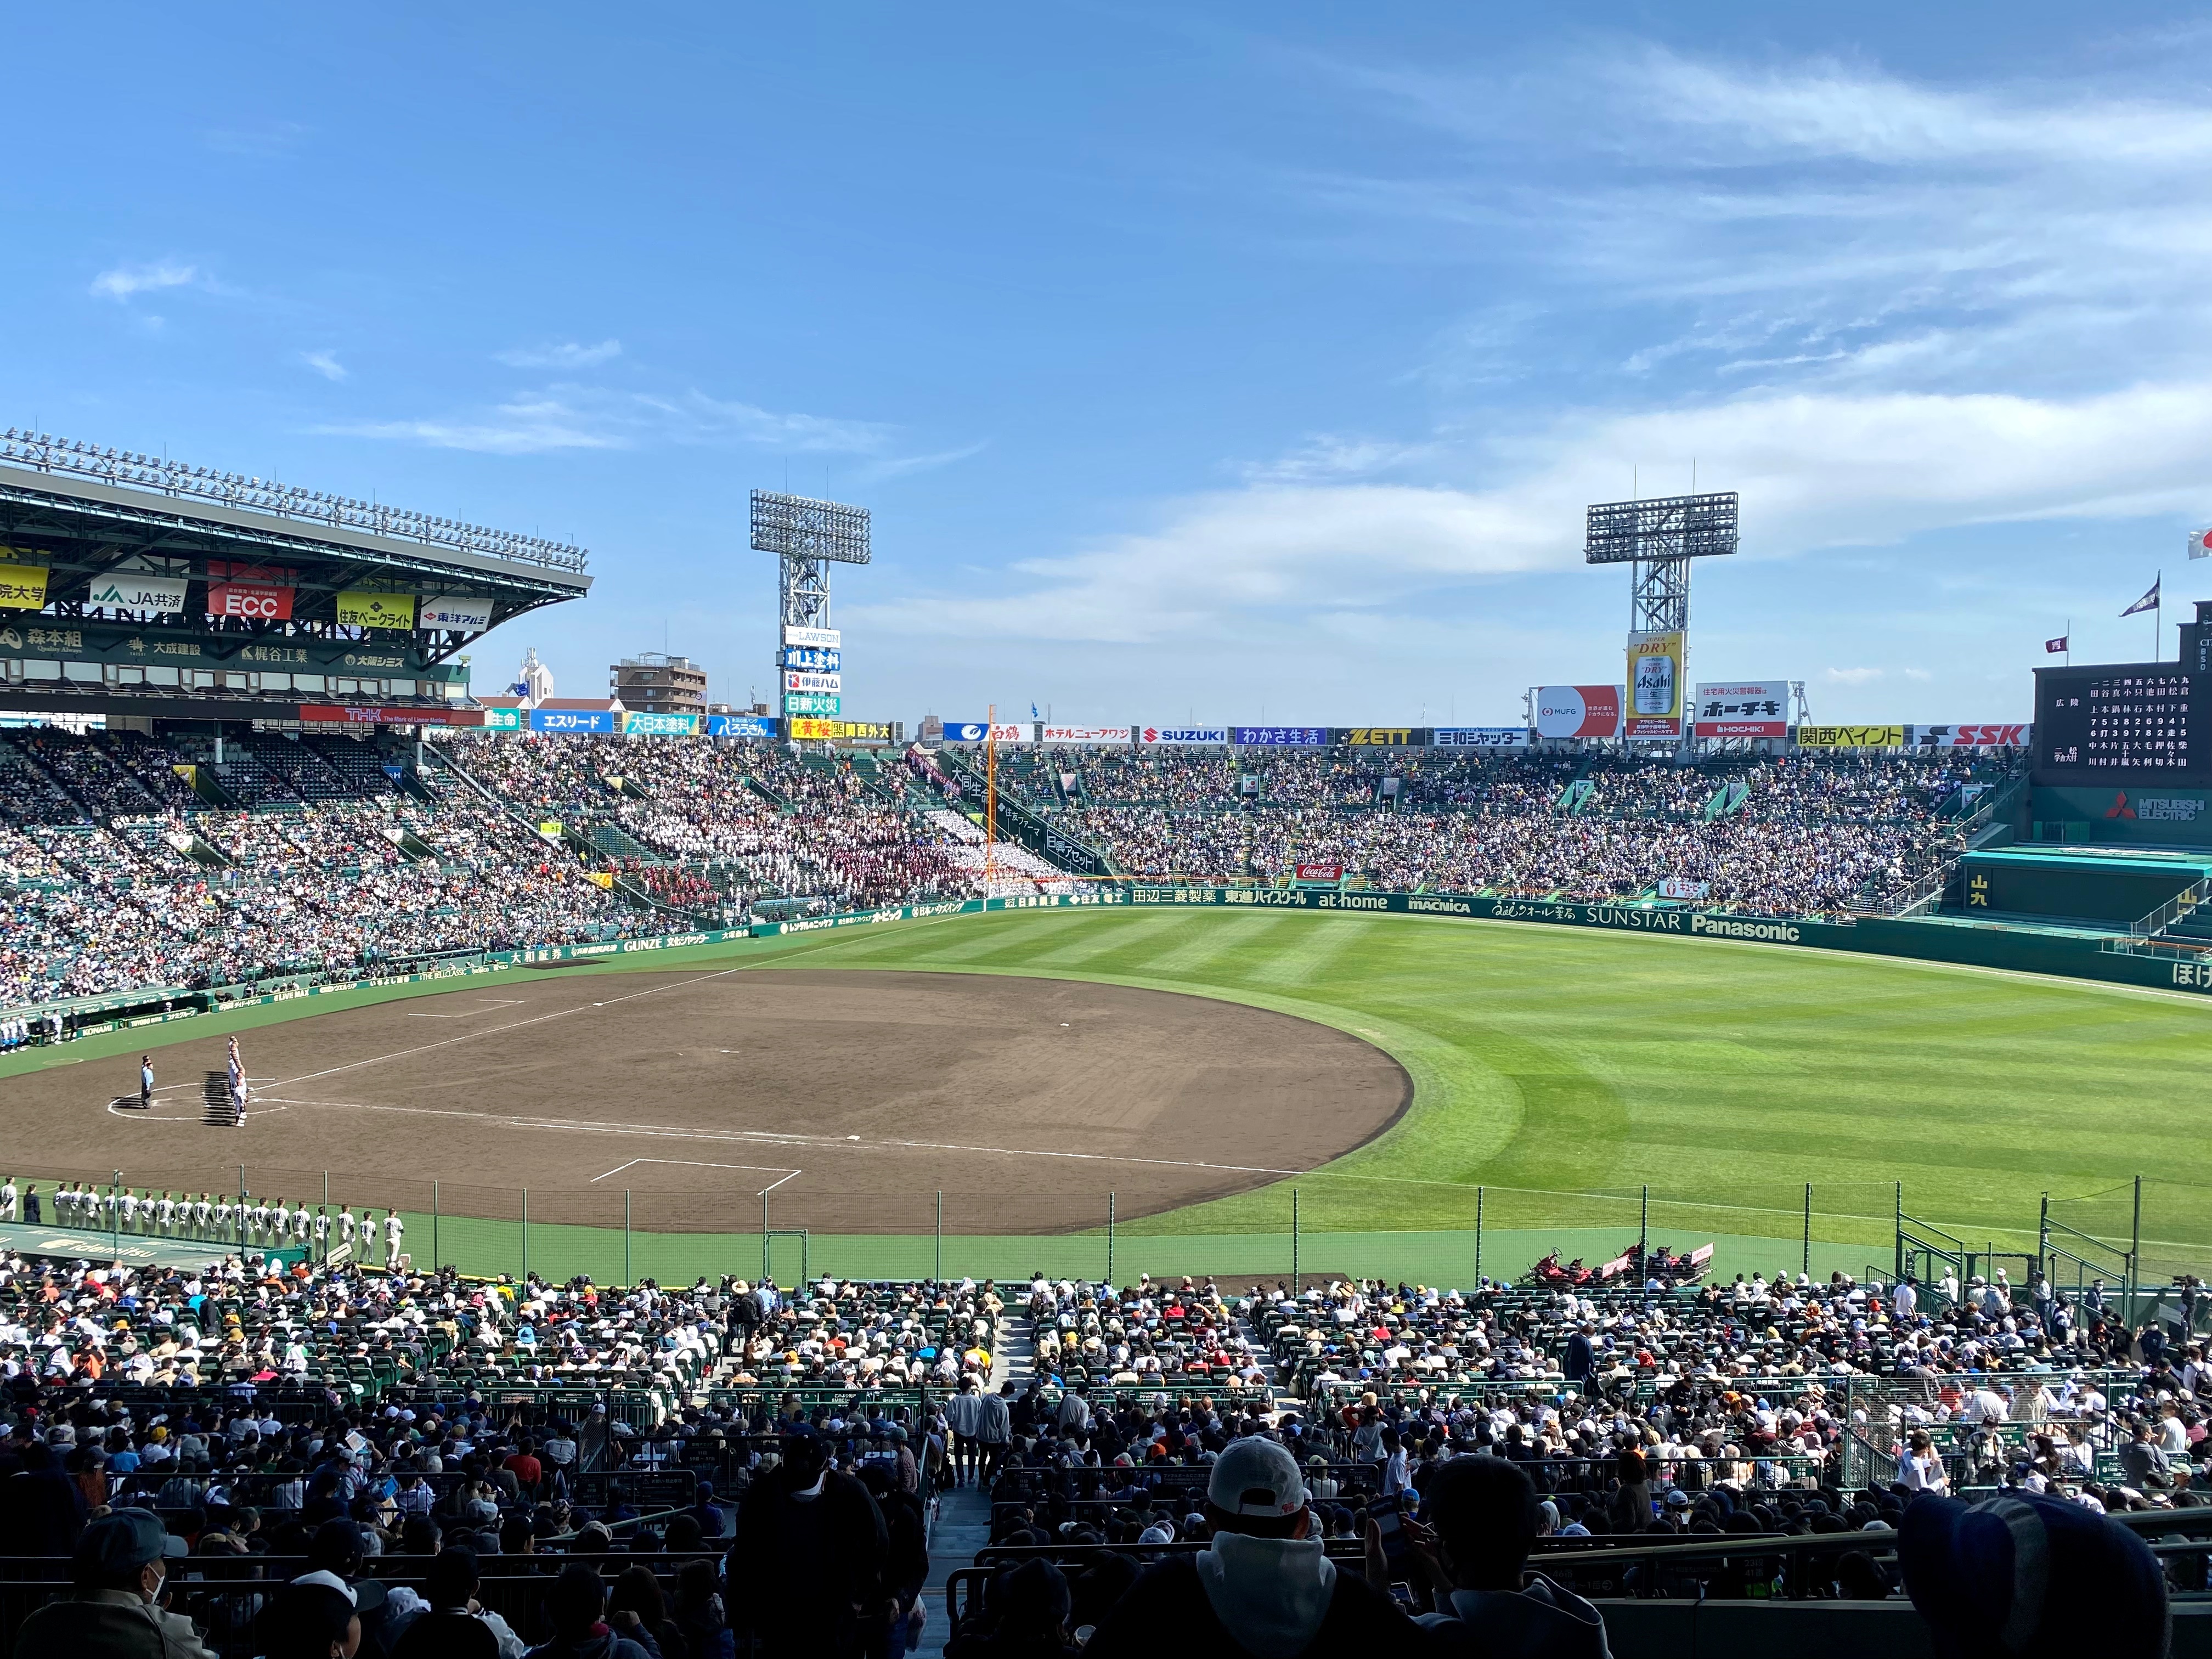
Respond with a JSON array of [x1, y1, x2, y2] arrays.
[[2156, 571, 2162, 662]]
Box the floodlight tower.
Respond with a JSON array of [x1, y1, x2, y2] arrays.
[[749, 489, 871, 727], [1583, 491, 1739, 744]]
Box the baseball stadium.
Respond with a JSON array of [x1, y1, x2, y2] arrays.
[[0, 432, 2208, 1654]]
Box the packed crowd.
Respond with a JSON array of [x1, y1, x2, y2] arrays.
[[1009, 747, 1997, 914]]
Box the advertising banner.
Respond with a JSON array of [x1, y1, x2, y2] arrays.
[[296, 704, 460, 726], [1294, 862, 1345, 883], [939, 722, 991, 742], [1626, 633, 1685, 737], [1692, 681, 1790, 739], [205, 562, 296, 620], [419, 595, 493, 630], [1797, 725, 1905, 749], [780, 645, 842, 672], [783, 691, 842, 715], [784, 670, 842, 693], [528, 707, 618, 734], [0, 562, 49, 610], [707, 713, 778, 739], [479, 707, 523, 731], [782, 625, 841, 649], [336, 591, 419, 630], [1533, 686, 1623, 740], [1432, 726, 1530, 749], [1233, 726, 1329, 746], [988, 722, 1031, 743], [1335, 727, 1429, 747], [622, 712, 699, 736], [1656, 876, 1711, 900], [1138, 725, 1229, 745], [86, 569, 188, 613], [790, 718, 895, 741], [1909, 723, 2033, 749], [1041, 725, 1130, 744]]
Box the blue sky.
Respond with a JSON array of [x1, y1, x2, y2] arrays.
[[7, 3, 2211, 724]]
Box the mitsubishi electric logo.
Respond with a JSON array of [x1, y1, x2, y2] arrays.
[[2107, 792, 2136, 820]]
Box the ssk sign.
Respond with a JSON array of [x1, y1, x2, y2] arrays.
[[1909, 724, 2032, 748]]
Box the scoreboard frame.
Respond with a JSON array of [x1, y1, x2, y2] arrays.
[[2033, 661, 2211, 788]]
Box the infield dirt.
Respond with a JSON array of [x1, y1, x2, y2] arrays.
[[0, 968, 1408, 1234]]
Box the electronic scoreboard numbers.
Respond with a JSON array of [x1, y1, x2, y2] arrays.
[[2034, 665, 2212, 787]]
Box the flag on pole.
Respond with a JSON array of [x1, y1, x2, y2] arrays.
[[2121, 576, 2161, 617], [2045, 635, 2069, 654], [2190, 528, 2212, 560]]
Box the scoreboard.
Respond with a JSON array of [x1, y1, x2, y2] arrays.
[[2034, 664, 2212, 786]]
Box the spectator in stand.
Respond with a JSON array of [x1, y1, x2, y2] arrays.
[[726, 1424, 889, 1659], [14, 1509, 221, 1659], [1401, 1457, 1611, 1659], [524, 1568, 653, 1659], [1086, 1438, 1417, 1659]]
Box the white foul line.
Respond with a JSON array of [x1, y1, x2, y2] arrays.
[[250, 1092, 1310, 1179], [591, 1157, 801, 1184], [757, 1170, 802, 1197], [266, 967, 753, 1089]]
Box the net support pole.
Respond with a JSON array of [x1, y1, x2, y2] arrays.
[[1475, 1186, 1484, 1283], [2132, 1175, 2143, 1314], [1894, 1181, 1904, 1282], [1292, 1188, 1301, 1290], [935, 1191, 943, 1283], [238, 1164, 247, 1257], [112, 1168, 121, 1261], [521, 1187, 528, 1286], [1639, 1185, 1649, 1263], [1107, 1192, 1116, 1286], [432, 1181, 439, 1273], [625, 1189, 632, 1288], [1802, 1184, 1812, 1278]]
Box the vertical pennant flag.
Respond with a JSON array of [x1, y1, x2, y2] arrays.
[[2121, 576, 2161, 617]]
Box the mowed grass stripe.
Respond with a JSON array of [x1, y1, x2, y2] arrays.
[[772, 907, 2212, 1251]]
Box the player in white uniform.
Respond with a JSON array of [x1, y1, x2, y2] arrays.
[[212, 1194, 234, 1239], [340, 1206, 358, 1254], [383, 1211, 405, 1271], [0, 1177, 16, 1222]]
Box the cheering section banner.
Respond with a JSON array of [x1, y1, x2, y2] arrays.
[[419, 595, 493, 630], [1533, 686, 1622, 740], [336, 591, 419, 629], [1041, 725, 1130, 743], [1433, 726, 1530, 749], [1693, 682, 1790, 739], [205, 562, 295, 620], [1232, 726, 1329, 747], [1140, 726, 1229, 745], [1797, 725, 1906, 749], [1626, 632, 1685, 737]]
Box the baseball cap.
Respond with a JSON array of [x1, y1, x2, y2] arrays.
[[78, 1510, 167, 1575], [1206, 1437, 1306, 1517], [1899, 1492, 2166, 1658]]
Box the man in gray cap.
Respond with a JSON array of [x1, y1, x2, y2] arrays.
[[15, 1509, 218, 1659], [1086, 1437, 1417, 1659]]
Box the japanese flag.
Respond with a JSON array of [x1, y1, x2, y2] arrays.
[[2190, 528, 2212, 560]]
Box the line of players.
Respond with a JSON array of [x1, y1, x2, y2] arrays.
[[0, 1178, 405, 1268]]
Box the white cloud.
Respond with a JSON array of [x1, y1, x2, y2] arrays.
[[852, 378, 2212, 645], [299, 350, 347, 382], [1239, 433, 1441, 483], [495, 339, 623, 370], [90, 261, 198, 302], [1824, 667, 1885, 685], [321, 384, 893, 457]]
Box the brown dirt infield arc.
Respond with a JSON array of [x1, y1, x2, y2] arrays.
[[0, 969, 1408, 1235]]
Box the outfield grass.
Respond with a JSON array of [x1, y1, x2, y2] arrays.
[[781, 905, 2212, 1277]]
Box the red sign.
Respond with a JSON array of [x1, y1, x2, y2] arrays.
[[206, 561, 296, 621], [297, 704, 460, 725], [1294, 862, 1344, 883], [1533, 685, 1623, 740]]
